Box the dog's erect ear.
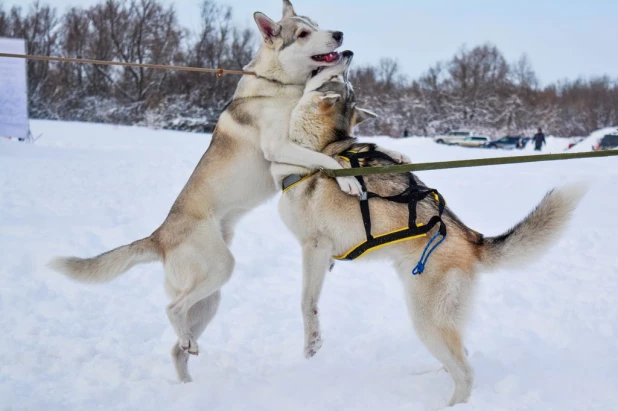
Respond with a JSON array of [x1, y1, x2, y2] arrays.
[[313, 93, 341, 111], [254, 12, 281, 43], [353, 107, 378, 127], [282, 0, 297, 19]]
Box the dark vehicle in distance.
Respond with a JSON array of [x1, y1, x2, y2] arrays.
[[593, 133, 618, 151], [485, 136, 528, 150]]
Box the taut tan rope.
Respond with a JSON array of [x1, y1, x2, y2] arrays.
[[0, 52, 256, 76]]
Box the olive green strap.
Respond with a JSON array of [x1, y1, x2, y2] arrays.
[[322, 150, 618, 177]]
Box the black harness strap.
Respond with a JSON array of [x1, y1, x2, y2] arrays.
[[334, 147, 447, 265], [347, 154, 373, 240]]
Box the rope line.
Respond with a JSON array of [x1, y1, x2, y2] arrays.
[[0, 52, 255, 76], [322, 150, 618, 177]]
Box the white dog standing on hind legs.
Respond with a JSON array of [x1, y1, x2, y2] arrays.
[[271, 51, 588, 406], [48, 0, 360, 384]]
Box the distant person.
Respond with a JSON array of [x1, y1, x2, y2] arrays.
[[533, 128, 546, 151], [403, 128, 409, 138]]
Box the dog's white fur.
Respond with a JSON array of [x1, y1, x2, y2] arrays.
[[48, 0, 359, 383], [271, 55, 588, 406]]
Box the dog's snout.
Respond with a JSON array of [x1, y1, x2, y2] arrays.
[[332, 31, 343, 43]]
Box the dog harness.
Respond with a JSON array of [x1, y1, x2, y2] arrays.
[[282, 146, 447, 274]]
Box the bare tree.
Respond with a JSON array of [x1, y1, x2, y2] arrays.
[[85, 0, 182, 104], [178, 0, 254, 113], [0, 3, 9, 36], [58, 7, 89, 89], [445, 44, 510, 128], [511, 54, 538, 90], [378, 57, 399, 89]]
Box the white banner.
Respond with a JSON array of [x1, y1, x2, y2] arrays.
[[0, 37, 29, 140]]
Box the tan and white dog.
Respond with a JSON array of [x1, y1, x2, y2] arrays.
[[48, 0, 361, 383], [271, 51, 587, 406]]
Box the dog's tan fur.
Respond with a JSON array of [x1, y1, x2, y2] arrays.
[[271, 53, 587, 406]]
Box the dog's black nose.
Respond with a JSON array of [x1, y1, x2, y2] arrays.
[[332, 31, 343, 43]]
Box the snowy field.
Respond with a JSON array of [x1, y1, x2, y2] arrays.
[[1, 120, 617, 411]]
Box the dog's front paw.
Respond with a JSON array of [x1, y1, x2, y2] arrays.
[[304, 333, 323, 358], [336, 176, 362, 196], [179, 336, 199, 356]]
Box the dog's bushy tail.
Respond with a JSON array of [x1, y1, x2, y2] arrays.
[[48, 237, 159, 284], [479, 182, 587, 271]]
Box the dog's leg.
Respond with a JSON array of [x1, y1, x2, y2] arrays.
[[167, 262, 232, 356], [421, 324, 473, 407], [263, 141, 362, 196], [398, 268, 474, 406], [171, 342, 191, 382], [300, 239, 332, 358], [166, 224, 234, 357], [220, 209, 245, 245], [171, 290, 222, 383]]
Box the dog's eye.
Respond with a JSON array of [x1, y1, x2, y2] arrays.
[[298, 31, 310, 38]]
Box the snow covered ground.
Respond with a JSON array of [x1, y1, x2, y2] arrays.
[[1, 120, 617, 411]]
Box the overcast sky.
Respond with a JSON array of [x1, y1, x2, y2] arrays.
[[12, 0, 618, 85]]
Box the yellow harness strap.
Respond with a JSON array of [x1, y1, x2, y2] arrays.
[[333, 149, 447, 262]]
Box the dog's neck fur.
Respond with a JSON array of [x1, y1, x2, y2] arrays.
[[246, 46, 304, 85], [230, 54, 304, 105], [290, 95, 349, 153]]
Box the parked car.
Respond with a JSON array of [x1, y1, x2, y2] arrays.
[[485, 136, 527, 150], [434, 131, 472, 145], [592, 133, 618, 151], [457, 136, 491, 147]]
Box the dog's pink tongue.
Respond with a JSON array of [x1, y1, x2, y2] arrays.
[[324, 52, 338, 63]]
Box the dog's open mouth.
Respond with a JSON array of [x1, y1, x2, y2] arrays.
[[311, 51, 339, 63]]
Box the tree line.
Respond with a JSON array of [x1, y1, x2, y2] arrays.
[[1, 0, 617, 137], [350, 47, 618, 137]]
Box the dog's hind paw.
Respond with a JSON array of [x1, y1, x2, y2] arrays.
[[179, 336, 199, 356], [304, 334, 323, 358], [179, 375, 193, 383]]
